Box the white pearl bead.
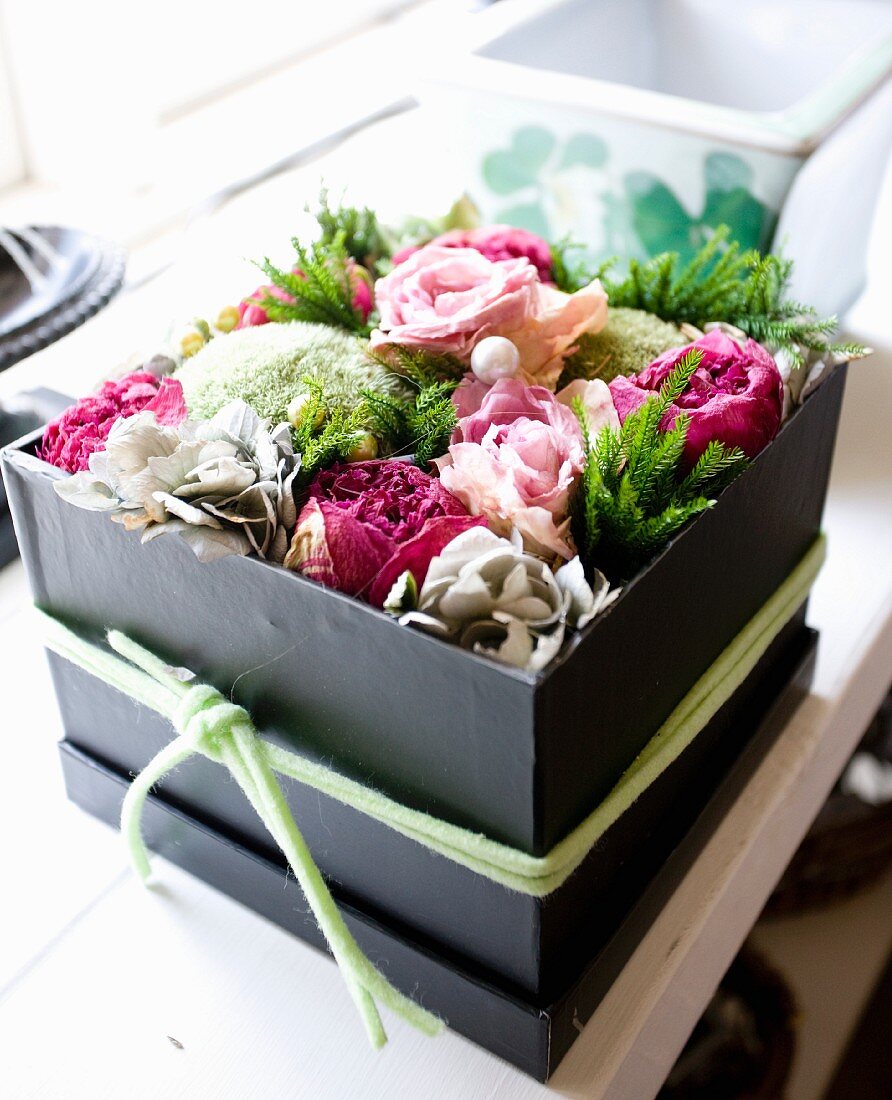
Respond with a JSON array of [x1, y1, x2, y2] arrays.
[[470, 337, 521, 385]]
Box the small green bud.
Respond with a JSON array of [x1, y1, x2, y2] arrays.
[[287, 393, 325, 431], [346, 432, 378, 462]]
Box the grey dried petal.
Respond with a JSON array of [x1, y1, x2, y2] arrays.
[[555, 557, 612, 629], [408, 529, 611, 671], [470, 618, 534, 669], [398, 611, 455, 637], [527, 624, 567, 673], [423, 528, 507, 585], [203, 401, 266, 446], [497, 594, 554, 621], [54, 398, 297, 565], [270, 422, 294, 453], [114, 509, 153, 531], [173, 456, 256, 500], [276, 461, 300, 531], [204, 485, 275, 526], [141, 519, 250, 562], [437, 571, 495, 621], [268, 524, 290, 564], [103, 415, 180, 479], [53, 473, 120, 511], [152, 492, 221, 528]]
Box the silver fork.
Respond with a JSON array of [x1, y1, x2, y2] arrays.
[[0, 226, 67, 292]]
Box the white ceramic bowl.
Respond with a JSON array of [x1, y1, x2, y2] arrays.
[[419, 0, 892, 314]]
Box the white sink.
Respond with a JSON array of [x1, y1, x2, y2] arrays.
[[418, 0, 892, 313]]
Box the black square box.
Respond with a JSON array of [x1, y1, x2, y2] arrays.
[[1, 364, 845, 997], [55, 623, 817, 1081]]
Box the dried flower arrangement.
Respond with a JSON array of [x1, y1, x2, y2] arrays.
[[41, 192, 865, 673]]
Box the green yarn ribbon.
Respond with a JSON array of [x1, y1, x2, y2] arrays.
[[38, 616, 443, 1049], [37, 534, 825, 1043]]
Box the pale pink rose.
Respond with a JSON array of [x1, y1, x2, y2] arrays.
[[392, 224, 554, 282], [452, 374, 619, 437], [371, 245, 607, 390], [434, 378, 585, 559], [555, 378, 620, 435], [509, 280, 609, 390]]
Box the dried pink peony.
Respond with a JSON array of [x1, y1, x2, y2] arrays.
[[371, 245, 607, 389], [435, 378, 589, 560], [392, 224, 554, 282], [283, 459, 484, 607], [609, 329, 784, 469], [40, 373, 187, 474]]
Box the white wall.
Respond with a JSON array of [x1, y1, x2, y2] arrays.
[[0, 16, 24, 188], [0, 0, 408, 190]]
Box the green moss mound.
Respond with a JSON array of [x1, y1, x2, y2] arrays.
[[176, 322, 390, 426], [558, 308, 686, 388]]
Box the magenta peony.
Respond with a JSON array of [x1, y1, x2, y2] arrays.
[[392, 224, 554, 282], [40, 373, 187, 474], [283, 460, 484, 607], [435, 378, 588, 559], [371, 245, 607, 390], [609, 330, 784, 469], [238, 261, 374, 329]]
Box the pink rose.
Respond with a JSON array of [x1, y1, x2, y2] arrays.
[[392, 224, 554, 282], [371, 245, 607, 390], [609, 330, 783, 469], [238, 261, 374, 328], [454, 373, 619, 435], [40, 373, 187, 474], [283, 459, 484, 607], [434, 378, 586, 559]]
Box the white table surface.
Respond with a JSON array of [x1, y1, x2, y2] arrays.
[[0, 121, 890, 1099]]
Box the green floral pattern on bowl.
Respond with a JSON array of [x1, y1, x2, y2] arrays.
[[482, 125, 778, 264]]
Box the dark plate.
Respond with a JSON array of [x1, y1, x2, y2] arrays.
[[0, 226, 125, 371], [0, 388, 71, 566]]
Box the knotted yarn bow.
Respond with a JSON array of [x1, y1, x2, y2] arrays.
[[38, 614, 442, 1049]]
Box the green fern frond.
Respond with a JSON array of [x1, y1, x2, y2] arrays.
[[313, 188, 389, 268], [572, 361, 750, 579], [595, 227, 866, 365], [257, 233, 371, 336], [357, 347, 461, 466], [368, 345, 466, 386]]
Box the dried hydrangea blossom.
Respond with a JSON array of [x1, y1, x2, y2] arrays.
[[54, 401, 298, 563], [396, 527, 615, 671]]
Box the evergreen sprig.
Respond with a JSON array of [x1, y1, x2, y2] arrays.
[[289, 377, 372, 484], [599, 227, 861, 367], [573, 348, 749, 578], [313, 188, 389, 269], [370, 344, 467, 386], [552, 237, 615, 294], [289, 349, 460, 476], [362, 350, 460, 468], [257, 232, 372, 336]]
